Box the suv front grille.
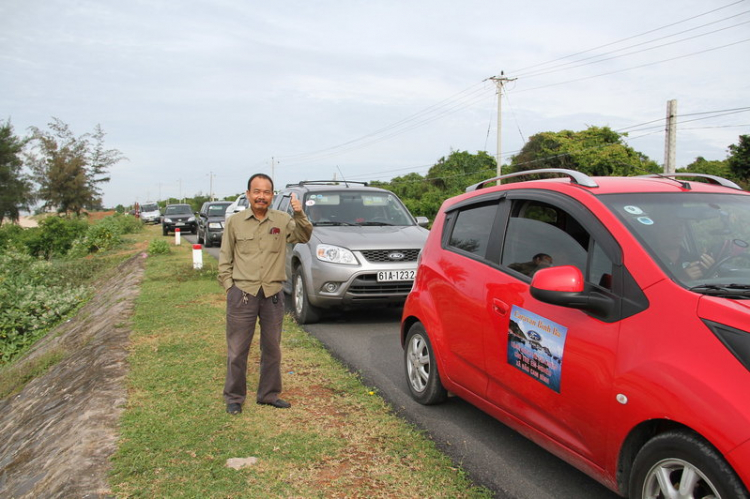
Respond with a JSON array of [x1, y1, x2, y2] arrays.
[[348, 274, 413, 296], [360, 249, 420, 263]]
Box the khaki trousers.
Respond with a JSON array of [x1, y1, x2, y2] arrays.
[[223, 286, 284, 405]]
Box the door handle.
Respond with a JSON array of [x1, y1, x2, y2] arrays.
[[492, 298, 509, 316]]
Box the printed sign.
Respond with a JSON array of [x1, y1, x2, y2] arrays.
[[507, 305, 568, 392]]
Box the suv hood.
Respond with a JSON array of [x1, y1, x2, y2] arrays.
[[309, 225, 428, 250]]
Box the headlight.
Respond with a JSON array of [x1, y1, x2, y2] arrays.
[[163, 217, 173, 223], [188, 216, 195, 222], [704, 319, 750, 372], [316, 244, 358, 265], [208, 222, 222, 229]]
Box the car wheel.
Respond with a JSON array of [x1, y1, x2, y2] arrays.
[[197, 230, 204, 245], [163, 227, 168, 236], [404, 323, 447, 405], [629, 430, 749, 499], [292, 270, 320, 324]]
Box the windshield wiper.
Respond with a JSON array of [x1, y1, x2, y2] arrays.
[[689, 283, 750, 298], [357, 221, 394, 226], [313, 221, 356, 226]]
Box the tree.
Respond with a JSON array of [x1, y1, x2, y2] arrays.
[[726, 135, 750, 185], [506, 126, 660, 178], [679, 156, 731, 179], [0, 120, 34, 225], [27, 118, 124, 216]]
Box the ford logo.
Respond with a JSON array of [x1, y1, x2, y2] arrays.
[[528, 331, 542, 341], [388, 252, 405, 260]]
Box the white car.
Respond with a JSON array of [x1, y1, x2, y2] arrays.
[[224, 194, 248, 220]]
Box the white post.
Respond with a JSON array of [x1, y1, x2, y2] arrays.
[[175, 227, 181, 245], [192, 244, 203, 269]]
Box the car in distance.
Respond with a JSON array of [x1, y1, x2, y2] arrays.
[[139, 202, 162, 224], [401, 169, 750, 499], [224, 193, 248, 221], [161, 203, 197, 236], [196, 200, 232, 247], [271, 180, 429, 324]]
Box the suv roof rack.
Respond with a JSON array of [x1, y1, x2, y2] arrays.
[[466, 168, 598, 192], [638, 173, 742, 190], [285, 180, 369, 188]]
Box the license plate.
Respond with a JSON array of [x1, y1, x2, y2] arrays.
[[377, 270, 415, 282], [176, 222, 185, 226]]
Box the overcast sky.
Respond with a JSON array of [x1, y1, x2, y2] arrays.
[[2, 0, 749, 208]]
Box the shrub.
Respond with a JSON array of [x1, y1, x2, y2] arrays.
[[148, 239, 170, 256], [23, 217, 89, 259], [0, 251, 88, 364]]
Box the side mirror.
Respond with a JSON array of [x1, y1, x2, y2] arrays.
[[530, 266, 613, 317], [416, 216, 429, 228]]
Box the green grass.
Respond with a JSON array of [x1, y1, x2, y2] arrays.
[[110, 226, 491, 498]]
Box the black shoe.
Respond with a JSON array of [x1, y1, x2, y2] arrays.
[[257, 398, 291, 409], [226, 403, 242, 415]]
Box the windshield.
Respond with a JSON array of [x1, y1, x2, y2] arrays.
[[141, 204, 159, 212], [165, 205, 192, 215], [602, 192, 750, 291], [303, 191, 415, 226], [208, 204, 230, 217]]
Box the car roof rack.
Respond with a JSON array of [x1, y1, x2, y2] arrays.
[[638, 173, 742, 190], [466, 168, 599, 192], [285, 180, 369, 188]]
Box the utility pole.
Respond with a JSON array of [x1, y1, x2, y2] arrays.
[[271, 157, 276, 182], [208, 171, 215, 201], [489, 72, 516, 182], [664, 99, 678, 174]]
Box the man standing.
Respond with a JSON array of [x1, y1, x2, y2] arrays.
[[218, 173, 312, 415]]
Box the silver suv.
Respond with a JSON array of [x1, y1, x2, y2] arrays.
[[271, 181, 429, 324]]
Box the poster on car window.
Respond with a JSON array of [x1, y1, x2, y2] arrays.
[[507, 305, 568, 393]]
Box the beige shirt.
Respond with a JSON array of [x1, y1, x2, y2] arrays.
[[218, 208, 312, 297]]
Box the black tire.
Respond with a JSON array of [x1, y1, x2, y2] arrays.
[[629, 430, 749, 499], [404, 322, 447, 405], [197, 230, 204, 245], [292, 270, 320, 324], [163, 227, 168, 236]]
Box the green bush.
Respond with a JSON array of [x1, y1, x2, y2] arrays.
[[23, 217, 89, 259], [68, 213, 143, 257], [147, 239, 170, 256], [0, 251, 88, 364]]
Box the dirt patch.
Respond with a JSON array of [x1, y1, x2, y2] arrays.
[[0, 253, 146, 498]]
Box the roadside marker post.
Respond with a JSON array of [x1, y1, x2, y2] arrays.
[[175, 228, 181, 245], [192, 244, 203, 269]]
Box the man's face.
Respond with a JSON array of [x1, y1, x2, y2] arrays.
[[247, 178, 274, 215]]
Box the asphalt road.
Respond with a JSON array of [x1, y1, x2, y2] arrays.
[[185, 233, 621, 499]]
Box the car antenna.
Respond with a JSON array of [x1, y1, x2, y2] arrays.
[[336, 166, 350, 187]]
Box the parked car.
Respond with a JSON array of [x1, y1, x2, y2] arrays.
[[271, 180, 429, 324], [161, 203, 197, 236], [401, 169, 750, 499], [224, 193, 248, 221], [139, 202, 161, 224], [196, 200, 232, 247]]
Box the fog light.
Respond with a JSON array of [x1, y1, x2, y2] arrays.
[[323, 282, 339, 293]]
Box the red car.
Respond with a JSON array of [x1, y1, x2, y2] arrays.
[[401, 169, 750, 499]]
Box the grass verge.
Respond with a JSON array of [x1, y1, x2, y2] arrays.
[[109, 227, 491, 498]]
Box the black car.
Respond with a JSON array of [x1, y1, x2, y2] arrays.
[[161, 204, 197, 236], [196, 201, 232, 247]]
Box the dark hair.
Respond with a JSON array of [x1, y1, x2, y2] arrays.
[[247, 173, 274, 191], [533, 253, 552, 261]]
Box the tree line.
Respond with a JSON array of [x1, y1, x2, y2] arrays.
[[373, 127, 750, 223], [0, 118, 124, 224], [2, 118, 748, 226]]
